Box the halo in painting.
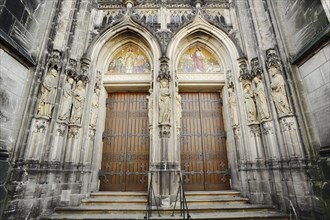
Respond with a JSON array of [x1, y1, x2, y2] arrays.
[[107, 43, 151, 74], [177, 45, 221, 73]]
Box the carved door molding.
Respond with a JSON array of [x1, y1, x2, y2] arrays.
[[180, 92, 230, 191], [100, 93, 149, 191]]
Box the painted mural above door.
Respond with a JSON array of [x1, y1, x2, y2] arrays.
[[177, 45, 221, 73], [107, 43, 151, 74]]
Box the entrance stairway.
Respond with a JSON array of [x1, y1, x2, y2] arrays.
[[42, 191, 289, 220]]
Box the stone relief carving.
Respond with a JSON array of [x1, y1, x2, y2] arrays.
[[268, 66, 292, 118], [70, 80, 86, 125], [146, 88, 153, 127], [58, 77, 74, 122], [90, 86, 100, 128], [158, 79, 171, 124], [175, 87, 182, 130], [36, 68, 58, 119], [227, 85, 239, 128]]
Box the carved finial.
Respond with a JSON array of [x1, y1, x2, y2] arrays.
[[157, 57, 171, 82], [250, 57, 263, 77], [238, 58, 253, 81], [66, 58, 77, 79], [79, 58, 91, 82], [48, 50, 62, 71], [266, 48, 281, 69]]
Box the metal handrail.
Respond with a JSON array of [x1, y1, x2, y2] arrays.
[[289, 199, 298, 220], [144, 172, 161, 219], [171, 172, 191, 219]]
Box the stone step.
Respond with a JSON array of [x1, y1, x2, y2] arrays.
[[42, 210, 289, 220], [42, 191, 289, 220], [54, 204, 276, 215], [185, 190, 241, 197], [90, 191, 147, 198], [81, 196, 249, 206]]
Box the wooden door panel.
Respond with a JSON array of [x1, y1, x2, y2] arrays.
[[181, 93, 205, 191], [180, 92, 230, 191], [100, 93, 149, 191], [126, 94, 149, 191]]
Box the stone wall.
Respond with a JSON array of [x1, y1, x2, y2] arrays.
[[0, 49, 32, 219]]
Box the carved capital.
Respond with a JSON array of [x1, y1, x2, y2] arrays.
[[280, 117, 296, 132], [56, 123, 67, 136], [249, 124, 261, 137], [33, 119, 48, 133], [159, 124, 171, 138], [88, 129, 96, 140], [68, 126, 80, 139]]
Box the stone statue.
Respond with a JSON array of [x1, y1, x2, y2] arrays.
[[90, 86, 100, 128], [70, 80, 86, 124], [269, 66, 292, 118], [253, 75, 270, 122], [37, 68, 58, 118], [242, 80, 258, 123], [175, 87, 182, 129], [58, 77, 74, 121], [228, 86, 239, 128], [158, 79, 171, 124], [146, 89, 153, 127]]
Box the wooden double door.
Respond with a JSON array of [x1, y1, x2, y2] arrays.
[[180, 92, 230, 191], [100, 93, 149, 191]]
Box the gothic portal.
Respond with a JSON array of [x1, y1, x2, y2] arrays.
[[0, 0, 329, 219]]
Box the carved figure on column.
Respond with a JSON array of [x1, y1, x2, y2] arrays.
[[70, 80, 86, 124], [253, 74, 270, 122], [242, 80, 258, 124], [58, 77, 74, 121], [90, 86, 100, 128], [228, 86, 239, 128], [268, 66, 292, 118], [146, 88, 153, 127], [158, 79, 171, 124], [175, 86, 182, 129], [37, 68, 58, 118]]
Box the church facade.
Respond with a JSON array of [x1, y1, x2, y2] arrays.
[[0, 0, 329, 219]]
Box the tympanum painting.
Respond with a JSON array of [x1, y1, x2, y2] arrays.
[[178, 45, 221, 73], [107, 43, 151, 74]]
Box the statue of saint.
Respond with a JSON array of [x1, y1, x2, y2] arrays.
[[175, 87, 182, 129], [228, 86, 239, 128], [158, 79, 171, 124], [243, 80, 258, 123], [70, 80, 86, 124], [90, 86, 100, 128], [37, 68, 58, 118], [58, 77, 74, 121], [269, 66, 292, 118], [146, 89, 153, 127], [253, 75, 270, 122]]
